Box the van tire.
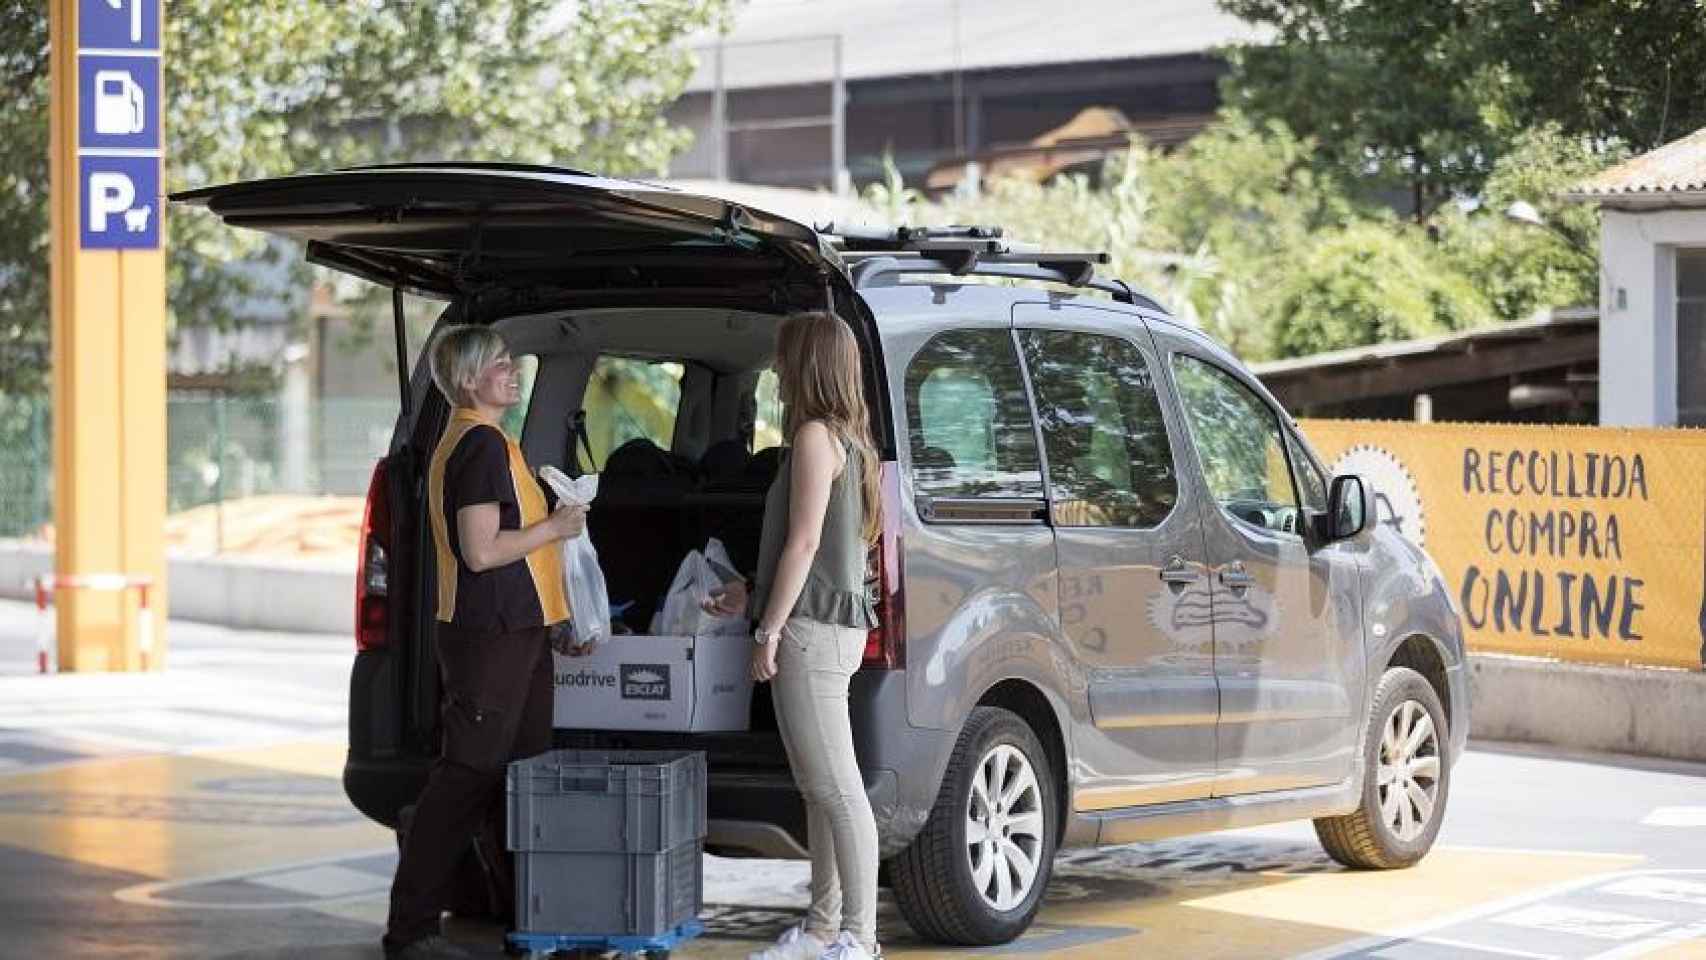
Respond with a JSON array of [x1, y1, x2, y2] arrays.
[[889, 706, 1056, 945], [1314, 666, 1451, 869]]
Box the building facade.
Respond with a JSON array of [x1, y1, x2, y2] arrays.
[[1570, 126, 1706, 428], [666, 0, 1257, 192]]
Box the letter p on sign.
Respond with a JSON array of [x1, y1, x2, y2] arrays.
[[88, 171, 134, 232]]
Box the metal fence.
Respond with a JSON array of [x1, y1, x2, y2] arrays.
[[0, 392, 399, 541], [0, 395, 52, 538]]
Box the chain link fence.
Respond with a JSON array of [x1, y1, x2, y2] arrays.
[[0, 392, 399, 545], [0, 395, 52, 538]]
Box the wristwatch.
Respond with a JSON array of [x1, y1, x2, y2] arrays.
[[753, 625, 780, 647]]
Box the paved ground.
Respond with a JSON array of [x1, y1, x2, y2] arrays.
[[2, 599, 1704, 959]]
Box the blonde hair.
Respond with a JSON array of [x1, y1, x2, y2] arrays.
[[429, 325, 508, 408], [776, 311, 882, 544]]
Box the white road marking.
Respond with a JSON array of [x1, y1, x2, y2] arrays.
[[1585, 921, 1706, 960], [1291, 870, 1706, 960], [1640, 806, 1706, 827], [1599, 875, 1706, 907], [114, 847, 395, 910], [1492, 904, 1670, 942], [249, 864, 389, 898], [1396, 935, 1560, 958]]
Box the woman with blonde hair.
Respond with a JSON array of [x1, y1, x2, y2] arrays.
[[385, 324, 587, 960], [709, 310, 884, 960]]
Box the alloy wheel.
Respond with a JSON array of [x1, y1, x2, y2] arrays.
[[964, 743, 1045, 911], [1377, 699, 1442, 842]]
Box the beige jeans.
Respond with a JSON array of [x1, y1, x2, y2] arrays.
[[773, 615, 879, 950]]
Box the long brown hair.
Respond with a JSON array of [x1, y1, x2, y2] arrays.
[[775, 310, 882, 544]]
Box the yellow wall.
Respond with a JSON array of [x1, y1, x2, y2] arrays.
[[1301, 420, 1706, 672]]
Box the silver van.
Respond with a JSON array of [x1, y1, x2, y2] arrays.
[[177, 164, 1470, 946]]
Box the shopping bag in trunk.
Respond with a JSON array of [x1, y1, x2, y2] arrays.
[[652, 538, 747, 636]]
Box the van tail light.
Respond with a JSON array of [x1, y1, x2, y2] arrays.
[[864, 461, 906, 669], [356, 459, 392, 651]]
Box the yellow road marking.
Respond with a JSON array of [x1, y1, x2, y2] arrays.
[[0, 744, 1652, 960], [0, 740, 387, 881], [671, 847, 1642, 959]]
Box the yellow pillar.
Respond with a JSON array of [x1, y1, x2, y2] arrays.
[[49, 0, 167, 672]]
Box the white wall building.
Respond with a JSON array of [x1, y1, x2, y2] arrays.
[[1571, 127, 1706, 427]]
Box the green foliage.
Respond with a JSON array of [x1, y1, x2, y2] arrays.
[[1219, 0, 1494, 216], [0, 0, 731, 395], [0, 4, 50, 395], [1217, 0, 1706, 214], [857, 114, 1614, 362], [1434, 126, 1620, 324], [1139, 114, 1362, 356], [1270, 220, 1491, 356]]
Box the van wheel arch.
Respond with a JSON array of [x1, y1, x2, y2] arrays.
[[973, 679, 1069, 851], [1385, 633, 1452, 731]]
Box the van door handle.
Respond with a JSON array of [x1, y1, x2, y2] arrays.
[[1219, 562, 1255, 590], [1159, 556, 1199, 584]]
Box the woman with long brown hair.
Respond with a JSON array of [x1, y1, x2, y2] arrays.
[[708, 310, 884, 960]]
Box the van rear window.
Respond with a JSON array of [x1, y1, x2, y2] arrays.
[[584, 357, 684, 463]]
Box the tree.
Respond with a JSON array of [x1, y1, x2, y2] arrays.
[[0, 0, 732, 396], [1479, 0, 1706, 153], [911, 116, 1370, 358], [1218, 0, 1499, 218], [1217, 0, 1706, 215], [1434, 125, 1619, 326], [1270, 220, 1492, 357], [1141, 114, 1363, 356]]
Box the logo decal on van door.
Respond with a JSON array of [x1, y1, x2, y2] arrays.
[[619, 664, 671, 700]]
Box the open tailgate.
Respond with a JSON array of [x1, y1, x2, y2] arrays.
[[170, 162, 844, 299]]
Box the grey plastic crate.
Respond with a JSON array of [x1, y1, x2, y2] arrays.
[[516, 839, 702, 938], [507, 748, 706, 855]]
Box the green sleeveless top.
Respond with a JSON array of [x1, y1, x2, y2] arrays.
[[751, 430, 877, 630]]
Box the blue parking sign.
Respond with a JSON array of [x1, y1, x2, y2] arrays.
[[79, 0, 159, 51], [78, 54, 160, 151], [79, 155, 160, 250]]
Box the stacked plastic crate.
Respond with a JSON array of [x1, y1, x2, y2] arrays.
[[506, 749, 707, 956]]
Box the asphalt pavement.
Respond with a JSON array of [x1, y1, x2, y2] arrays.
[[0, 598, 1702, 959]]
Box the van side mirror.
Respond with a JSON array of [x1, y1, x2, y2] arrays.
[[1320, 474, 1369, 541]]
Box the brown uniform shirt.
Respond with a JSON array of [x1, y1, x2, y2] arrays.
[[427, 408, 570, 631]]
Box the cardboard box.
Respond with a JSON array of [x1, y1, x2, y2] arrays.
[[553, 634, 755, 732]]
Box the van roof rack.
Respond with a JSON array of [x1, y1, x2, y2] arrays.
[[820, 223, 1163, 312]]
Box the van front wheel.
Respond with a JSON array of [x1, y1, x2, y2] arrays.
[[889, 706, 1056, 945], [1314, 666, 1451, 869]]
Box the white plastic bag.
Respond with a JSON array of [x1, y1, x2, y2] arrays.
[[538, 465, 610, 649], [652, 538, 747, 637], [697, 539, 749, 636]]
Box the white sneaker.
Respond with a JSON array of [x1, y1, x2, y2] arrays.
[[820, 931, 879, 960], [747, 925, 828, 960]]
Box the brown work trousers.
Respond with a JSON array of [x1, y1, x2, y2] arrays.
[[385, 623, 554, 948]]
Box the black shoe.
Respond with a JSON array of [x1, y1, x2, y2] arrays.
[[383, 934, 478, 959]]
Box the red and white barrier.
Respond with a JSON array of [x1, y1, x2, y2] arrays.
[[30, 573, 157, 673]]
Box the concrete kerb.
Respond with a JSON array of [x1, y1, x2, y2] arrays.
[[1467, 653, 1706, 763], [0, 540, 353, 636]]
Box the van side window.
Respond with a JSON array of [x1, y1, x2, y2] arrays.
[[753, 369, 784, 452], [1170, 354, 1302, 535], [1020, 330, 1177, 528], [905, 330, 1044, 499], [583, 356, 685, 464], [1287, 430, 1329, 515]]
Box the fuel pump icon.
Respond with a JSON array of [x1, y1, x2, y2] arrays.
[[93, 71, 146, 136]]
